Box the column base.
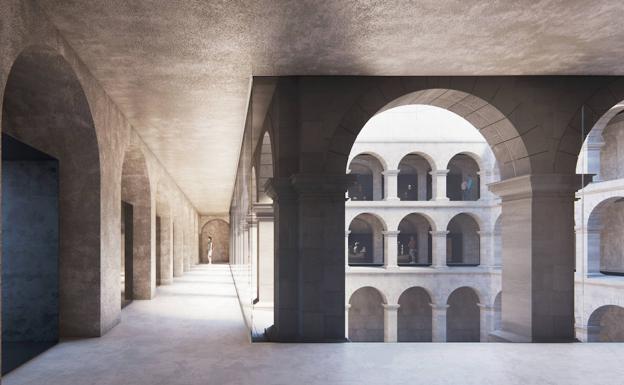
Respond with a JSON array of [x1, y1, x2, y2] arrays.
[[384, 197, 400, 202], [384, 265, 400, 271]]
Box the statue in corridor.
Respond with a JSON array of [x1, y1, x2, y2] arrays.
[[207, 236, 213, 264]]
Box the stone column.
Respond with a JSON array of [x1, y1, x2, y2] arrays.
[[586, 228, 602, 275], [268, 174, 354, 341], [382, 169, 400, 201], [417, 169, 428, 201], [417, 225, 429, 264], [477, 303, 496, 342], [242, 222, 249, 265], [430, 303, 449, 342], [430, 169, 450, 201], [430, 230, 449, 268], [345, 304, 351, 339], [256, 204, 275, 306], [159, 215, 173, 285], [248, 213, 258, 300], [476, 170, 487, 200], [345, 230, 351, 267], [383, 230, 399, 269], [489, 174, 584, 342], [383, 304, 400, 342], [477, 231, 493, 267], [585, 141, 605, 182]]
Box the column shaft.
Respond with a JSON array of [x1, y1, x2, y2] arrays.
[[431, 169, 449, 201], [383, 231, 399, 269], [383, 304, 400, 342], [430, 304, 449, 342], [383, 170, 400, 201]]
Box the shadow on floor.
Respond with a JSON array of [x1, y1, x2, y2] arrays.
[[2, 341, 57, 375]]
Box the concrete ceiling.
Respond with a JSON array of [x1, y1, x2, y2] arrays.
[[38, 0, 624, 214]]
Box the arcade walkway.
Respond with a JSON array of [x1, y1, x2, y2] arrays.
[[4, 264, 624, 385]]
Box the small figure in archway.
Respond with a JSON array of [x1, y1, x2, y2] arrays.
[[207, 236, 213, 264], [408, 235, 417, 263]]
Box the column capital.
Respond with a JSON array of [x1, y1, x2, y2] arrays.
[[430, 230, 449, 237], [477, 303, 496, 310], [488, 174, 589, 201], [429, 303, 450, 310], [265, 177, 297, 201], [476, 231, 493, 236], [382, 169, 400, 176], [382, 303, 400, 311], [253, 202, 274, 220], [382, 230, 400, 237], [345, 230, 351, 237], [345, 304, 352, 311], [429, 169, 449, 176]]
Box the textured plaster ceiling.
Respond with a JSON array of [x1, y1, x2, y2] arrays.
[[38, 0, 624, 213]]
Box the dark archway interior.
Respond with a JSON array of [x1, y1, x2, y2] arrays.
[[1, 134, 59, 374], [447, 154, 480, 201], [447, 287, 480, 342]]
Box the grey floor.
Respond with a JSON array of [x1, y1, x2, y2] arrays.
[[4, 264, 624, 385]]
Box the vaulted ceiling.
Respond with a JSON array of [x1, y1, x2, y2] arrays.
[[39, 0, 624, 213]]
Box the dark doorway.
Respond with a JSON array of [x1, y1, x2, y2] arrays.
[[121, 201, 134, 307], [1, 134, 59, 374]]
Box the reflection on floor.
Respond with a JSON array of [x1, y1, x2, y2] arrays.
[[4, 264, 624, 385]]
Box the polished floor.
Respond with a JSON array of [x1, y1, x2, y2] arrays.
[[4, 264, 624, 385]]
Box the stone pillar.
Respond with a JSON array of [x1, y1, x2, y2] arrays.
[[430, 169, 449, 201], [383, 169, 400, 201], [489, 174, 584, 342], [383, 230, 399, 269], [430, 303, 449, 342], [477, 303, 496, 342], [417, 225, 429, 264], [248, 213, 258, 300], [242, 222, 249, 265], [477, 231, 493, 267], [267, 174, 354, 341], [383, 304, 400, 342], [345, 230, 351, 267], [417, 169, 428, 201], [430, 230, 449, 268], [585, 141, 605, 182], [159, 215, 173, 285], [586, 228, 602, 275], [256, 204, 274, 306], [476, 170, 487, 200], [345, 304, 351, 339]]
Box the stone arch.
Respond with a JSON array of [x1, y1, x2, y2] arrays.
[[446, 213, 481, 266], [398, 287, 433, 342], [328, 85, 529, 180], [586, 197, 624, 275], [446, 286, 480, 342], [2, 46, 101, 337], [120, 144, 153, 301], [348, 213, 386, 266], [397, 213, 434, 265], [398, 153, 433, 201], [446, 153, 481, 201], [347, 153, 385, 201], [587, 305, 624, 342], [200, 219, 230, 264], [348, 286, 386, 342]]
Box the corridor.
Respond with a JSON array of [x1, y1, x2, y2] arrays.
[[2, 264, 623, 385]]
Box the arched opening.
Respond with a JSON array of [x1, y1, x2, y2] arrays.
[[348, 213, 385, 266], [397, 214, 432, 266], [200, 219, 230, 264], [120, 145, 152, 305], [447, 287, 480, 342], [586, 198, 624, 276], [447, 154, 480, 201], [347, 153, 384, 201], [257, 131, 273, 204], [1, 46, 100, 373], [348, 287, 385, 342], [587, 305, 624, 342], [398, 154, 432, 201], [446, 214, 481, 266], [398, 287, 432, 342]]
